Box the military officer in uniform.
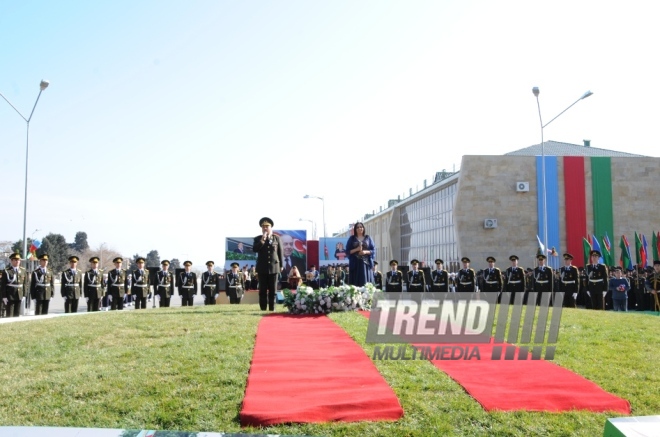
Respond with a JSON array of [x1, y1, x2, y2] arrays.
[[253, 217, 284, 311], [585, 250, 608, 310], [504, 255, 525, 304], [30, 253, 55, 315], [407, 259, 426, 292], [226, 262, 246, 304], [430, 259, 449, 293], [154, 260, 174, 307], [107, 257, 128, 310], [456, 257, 476, 293], [645, 260, 660, 312], [373, 262, 383, 290], [532, 254, 554, 305], [558, 253, 579, 308], [131, 257, 150, 310], [178, 261, 198, 307], [201, 261, 221, 305], [482, 257, 503, 300], [84, 256, 105, 312], [61, 256, 84, 313], [2, 253, 28, 317], [385, 260, 403, 292]]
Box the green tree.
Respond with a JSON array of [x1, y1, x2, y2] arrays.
[[146, 250, 160, 268], [169, 258, 181, 270], [39, 233, 70, 273], [71, 231, 89, 252]]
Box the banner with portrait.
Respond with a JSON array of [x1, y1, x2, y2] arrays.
[[318, 237, 350, 267], [225, 230, 307, 272]]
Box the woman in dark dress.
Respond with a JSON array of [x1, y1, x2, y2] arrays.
[[346, 222, 375, 286]]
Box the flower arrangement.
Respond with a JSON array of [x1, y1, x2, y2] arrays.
[[282, 283, 380, 314]]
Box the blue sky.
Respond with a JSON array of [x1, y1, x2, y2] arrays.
[[2, 0, 659, 267]]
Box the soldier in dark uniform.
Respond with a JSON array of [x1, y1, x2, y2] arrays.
[[646, 260, 660, 312], [154, 260, 174, 307], [385, 260, 403, 292], [430, 259, 449, 293], [456, 257, 476, 293], [557, 253, 579, 308], [585, 250, 608, 310], [107, 257, 128, 311], [533, 254, 554, 305], [2, 253, 28, 317], [373, 262, 383, 290], [407, 259, 426, 292], [61, 256, 83, 313], [226, 262, 245, 304], [31, 253, 55, 315], [131, 257, 150, 310], [84, 256, 105, 312], [481, 257, 503, 300], [201, 261, 221, 305], [178, 261, 198, 307], [249, 266, 258, 290], [504, 255, 525, 304], [253, 217, 284, 311]]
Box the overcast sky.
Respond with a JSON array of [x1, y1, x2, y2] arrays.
[[2, 0, 659, 266]]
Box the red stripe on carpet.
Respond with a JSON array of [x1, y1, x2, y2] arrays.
[[240, 314, 403, 426], [358, 311, 630, 413]]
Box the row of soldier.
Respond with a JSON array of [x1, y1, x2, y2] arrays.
[[0, 253, 249, 317]]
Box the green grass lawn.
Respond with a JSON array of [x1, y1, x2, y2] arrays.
[[0, 305, 657, 436]]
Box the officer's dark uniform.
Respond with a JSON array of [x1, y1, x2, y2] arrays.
[[31, 253, 56, 315], [558, 253, 579, 308], [482, 257, 503, 298], [430, 259, 449, 293], [586, 250, 608, 310], [373, 262, 383, 290], [154, 260, 174, 307], [61, 256, 84, 313], [2, 253, 28, 317], [107, 257, 128, 311], [178, 261, 198, 307], [532, 254, 554, 305], [131, 257, 150, 310], [253, 217, 284, 311], [201, 261, 222, 305], [504, 255, 525, 304], [407, 259, 426, 292], [385, 260, 403, 292], [226, 262, 245, 304], [84, 256, 105, 312], [456, 257, 476, 293], [646, 261, 660, 312]]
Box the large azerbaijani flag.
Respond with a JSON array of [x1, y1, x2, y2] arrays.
[[619, 235, 633, 271]]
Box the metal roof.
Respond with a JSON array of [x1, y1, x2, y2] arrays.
[[505, 140, 645, 157]]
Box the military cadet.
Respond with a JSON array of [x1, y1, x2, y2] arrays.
[[407, 259, 426, 292], [131, 257, 150, 310], [31, 253, 55, 315], [84, 256, 105, 312], [178, 261, 197, 307], [456, 257, 476, 293], [226, 262, 245, 304], [201, 261, 221, 305], [430, 259, 449, 293], [585, 250, 608, 310], [532, 254, 554, 305], [385, 260, 403, 292], [253, 217, 284, 311], [558, 253, 579, 308], [645, 260, 660, 312], [504, 255, 525, 304], [373, 262, 383, 290], [2, 253, 28, 317], [107, 257, 128, 310], [249, 266, 258, 290], [61, 256, 84, 313], [482, 257, 503, 300], [154, 260, 174, 307]]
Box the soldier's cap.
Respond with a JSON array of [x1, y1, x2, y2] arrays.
[[68, 256, 79, 263], [89, 256, 99, 263], [613, 266, 622, 271], [461, 257, 470, 263], [136, 257, 146, 263], [259, 217, 274, 227], [509, 255, 519, 261], [183, 260, 192, 266], [9, 252, 21, 260], [590, 250, 601, 258], [310, 265, 316, 268], [563, 253, 574, 260], [161, 260, 170, 266], [654, 260, 660, 266], [113, 257, 123, 263], [230, 262, 240, 268], [410, 259, 419, 265], [206, 261, 214, 266], [487, 256, 496, 263], [435, 259, 444, 265], [39, 253, 49, 261], [389, 259, 398, 266], [374, 262, 378, 266], [536, 254, 546, 260]]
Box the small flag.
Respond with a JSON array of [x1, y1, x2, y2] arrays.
[[619, 235, 633, 271], [591, 235, 604, 263], [583, 237, 592, 267]]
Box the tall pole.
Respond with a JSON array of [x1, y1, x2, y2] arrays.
[[303, 195, 327, 238]]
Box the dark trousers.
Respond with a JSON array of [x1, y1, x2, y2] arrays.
[[135, 297, 147, 309], [6, 300, 21, 317], [202, 289, 216, 305], [181, 294, 194, 306], [64, 298, 79, 313], [259, 273, 278, 311], [88, 298, 100, 312], [159, 295, 171, 307], [110, 294, 124, 310], [227, 287, 243, 304], [35, 299, 51, 315], [589, 288, 604, 310]]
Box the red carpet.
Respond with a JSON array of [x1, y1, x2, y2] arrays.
[[240, 314, 403, 426], [358, 311, 630, 413]]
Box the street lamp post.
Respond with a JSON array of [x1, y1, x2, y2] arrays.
[[303, 195, 326, 238], [0, 80, 50, 265], [532, 87, 593, 263], [299, 218, 317, 240]]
